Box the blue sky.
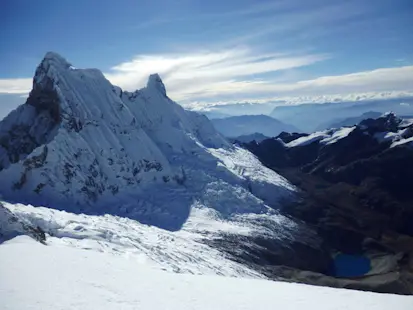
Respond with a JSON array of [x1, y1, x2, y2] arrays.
[[1, 0, 413, 115]]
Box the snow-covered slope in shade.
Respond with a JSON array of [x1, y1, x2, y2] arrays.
[[1, 236, 412, 310], [0, 52, 295, 230]]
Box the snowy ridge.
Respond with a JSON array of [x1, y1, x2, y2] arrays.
[[286, 127, 355, 148], [284, 112, 413, 150]]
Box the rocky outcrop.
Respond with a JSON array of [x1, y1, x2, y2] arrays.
[[0, 203, 46, 244]]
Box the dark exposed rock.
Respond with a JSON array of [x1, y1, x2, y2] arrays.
[[0, 67, 60, 173], [359, 113, 402, 134], [27, 72, 61, 124], [206, 233, 333, 275], [246, 136, 321, 168], [267, 266, 413, 295]]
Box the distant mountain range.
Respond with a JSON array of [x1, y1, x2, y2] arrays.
[[271, 99, 413, 132], [316, 111, 382, 131], [229, 132, 269, 143], [211, 115, 300, 138], [200, 111, 232, 119]]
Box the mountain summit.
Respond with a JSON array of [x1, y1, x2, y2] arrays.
[[0, 52, 297, 231]]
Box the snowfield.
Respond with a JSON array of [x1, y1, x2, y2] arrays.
[[1, 236, 412, 310]]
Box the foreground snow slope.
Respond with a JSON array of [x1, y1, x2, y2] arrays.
[[1, 236, 412, 310]]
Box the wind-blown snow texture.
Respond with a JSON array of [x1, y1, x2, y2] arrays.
[[0, 52, 296, 231], [1, 236, 412, 310]]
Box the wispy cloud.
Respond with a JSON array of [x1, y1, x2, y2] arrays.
[[105, 48, 328, 101], [102, 47, 413, 109], [187, 91, 413, 111], [220, 0, 367, 47], [128, 1, 298, 31], [0, 78, 31, 94], [179, 65, 413, 109]]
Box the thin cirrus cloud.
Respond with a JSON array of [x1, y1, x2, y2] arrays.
[[104, 49, 413, 108], [0, 78, 32, 94], [104, 48, 329, 101]]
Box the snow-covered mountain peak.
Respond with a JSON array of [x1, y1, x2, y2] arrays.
[[146, 73, 167, 96], [0, 53, 296, 227], [33, 52, 79, 86], [41, 51, 73, 68]]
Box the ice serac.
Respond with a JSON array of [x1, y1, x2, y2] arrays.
[[0, 52, 296, 227]]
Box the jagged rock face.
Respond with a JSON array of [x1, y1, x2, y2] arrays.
[[359, 112, 402, 134], [0, 79, 60, 172]]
